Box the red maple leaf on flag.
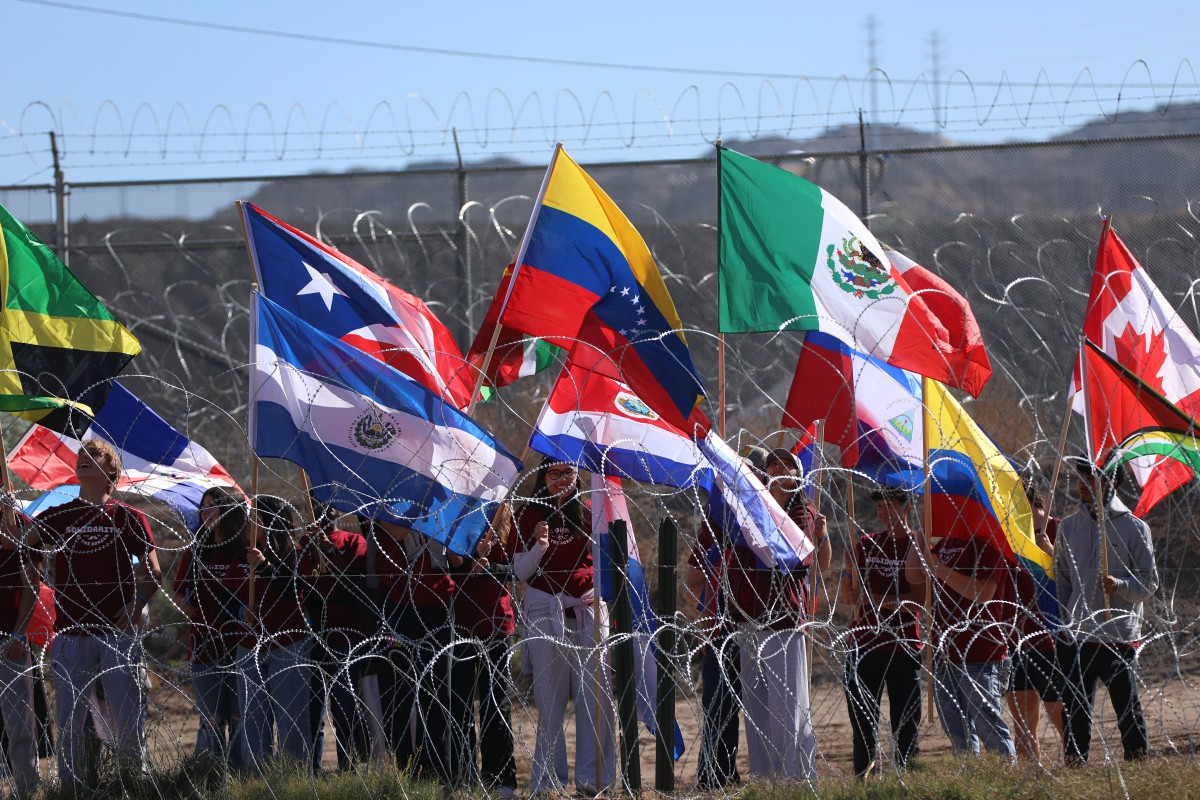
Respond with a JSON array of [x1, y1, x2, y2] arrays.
[[1112, 324, 1170, 397]]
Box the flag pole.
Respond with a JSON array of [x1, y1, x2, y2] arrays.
[[714, 138, 727, 440], [1077, 337, 1112, 622], [239, 201, 266, 612], [466, 143, 563, 415], [807, 419, 827, 676], [920, 376, 936, 720]]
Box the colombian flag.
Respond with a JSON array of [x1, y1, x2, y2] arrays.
[[476, 146, 706, 430], [924, 377, 1051, 581]]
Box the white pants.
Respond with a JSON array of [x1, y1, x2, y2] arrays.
[[522, 589, 615, 793], [0, 646, 38, 795], [51, 632, 146, 785], [737, 628, 816, 781]]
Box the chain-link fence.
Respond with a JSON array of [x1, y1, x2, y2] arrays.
[[0, 128, 1198, 796]]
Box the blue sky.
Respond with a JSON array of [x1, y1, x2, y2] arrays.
[[1, 0, 1197, 183]]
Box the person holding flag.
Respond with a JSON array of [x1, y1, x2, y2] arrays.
[[1056, 459, 1158, 765], [725, 447, 830, 782], [32, 440, 162, 787], [904, 503, 1016, 760], [172, 486, 251, 773], [840, 486, 924, 777], [512, 457, 614, 795]]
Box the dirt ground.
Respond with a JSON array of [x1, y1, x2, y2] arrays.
[[126, 654, 1200, 789]]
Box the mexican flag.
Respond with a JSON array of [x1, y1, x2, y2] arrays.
[[717, 146, 990, 397], [1082, 339, 1200, 481], [1071, 221, 1200, 515]]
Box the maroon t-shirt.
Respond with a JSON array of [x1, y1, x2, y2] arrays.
[[452, 533, 515, 639], [223, 551, 312, 649], [36, 499, 155, 632], [931, 535, 1010, 664], [374, 532, 456, 610], [852, 531, 921, 652], [516, 501, 594, 598], [308, 529, 370, 648], [174, 542, 243, 663], [723, 501, 815, 630]]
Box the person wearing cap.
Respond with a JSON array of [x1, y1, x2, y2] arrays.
[[840, 486, 923, 777], [1055, 459, 1157, 764], [726, 445, 831, 781]]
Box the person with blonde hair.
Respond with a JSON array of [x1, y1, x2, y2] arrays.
[[32, 439, 162, 787]]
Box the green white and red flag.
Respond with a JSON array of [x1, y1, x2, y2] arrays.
[[717, 146, 990, 397]]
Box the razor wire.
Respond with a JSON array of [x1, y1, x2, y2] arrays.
[[0, 134, 1194, 797]]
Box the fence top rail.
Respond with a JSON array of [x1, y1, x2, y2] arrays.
[[5, 127, 1198, 195]]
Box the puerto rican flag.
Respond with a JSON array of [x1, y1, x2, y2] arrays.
[[242, 202, 476, 410], [8, 383, 239, 530]]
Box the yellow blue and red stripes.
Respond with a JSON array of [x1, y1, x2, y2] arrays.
[[498, 149, 705, 429]]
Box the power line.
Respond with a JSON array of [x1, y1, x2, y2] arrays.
[[14, 0, 826, 82], [14, 0, 1191, 90]]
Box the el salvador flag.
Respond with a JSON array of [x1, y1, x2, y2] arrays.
[[251, 294, 522, 557]]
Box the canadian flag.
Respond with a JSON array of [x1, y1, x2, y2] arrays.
[[1072, 221, 1200, 515]]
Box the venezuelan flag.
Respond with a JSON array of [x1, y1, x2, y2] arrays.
[[924, 378, 1052, 582], [494, 146, 706, 430]]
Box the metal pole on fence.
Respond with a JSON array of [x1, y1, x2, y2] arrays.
[[608, 519, 641, 792], [452, 128, 473, 341], [654, 514, 678, 792], [858, 110, 871, 227], [49, 131, 68, 265]]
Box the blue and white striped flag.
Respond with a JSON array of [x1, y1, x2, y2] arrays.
[[698, 433, 815, 570], [250, 294, 522, 557]]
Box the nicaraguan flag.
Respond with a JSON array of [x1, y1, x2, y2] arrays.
[[250, 294, 522, 557], [698, 433, 815, 570], [8, 383, 239, 530]]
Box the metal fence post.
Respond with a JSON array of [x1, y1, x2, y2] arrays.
[[50, 131, 69, 265], [654, 514, 678, 792], [608, 519, 641, 791], [858, 110, 870, 229], [452, 128, 473, 343]]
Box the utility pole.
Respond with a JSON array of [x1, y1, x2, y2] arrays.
[[929, 31, 943, 128], [49, 131, 69, 266], [866, 15, 880, 149]]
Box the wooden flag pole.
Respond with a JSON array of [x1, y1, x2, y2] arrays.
[[466, 144, 563, 416], [238, 202, 265, 617], [807, 420, 827, 675], [1076, 339, 1112, 622], [921, 376, 937, 721]]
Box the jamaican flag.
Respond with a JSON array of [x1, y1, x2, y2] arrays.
[[0, 203, 141, 434], [1083, 338, 1200, 484]]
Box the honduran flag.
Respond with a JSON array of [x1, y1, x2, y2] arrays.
[[783, 330, 924, 490], [924, 377, 1050, 582], [590, 474, 684, 759], [468, 145, 706, 431], [8, 383, 238, 530], [242, 202, 476, 410], [717, 146, 990, 397], [698, 433, 815, 570], [251, 294, 522, 558], [529, 332, 709, 490]]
